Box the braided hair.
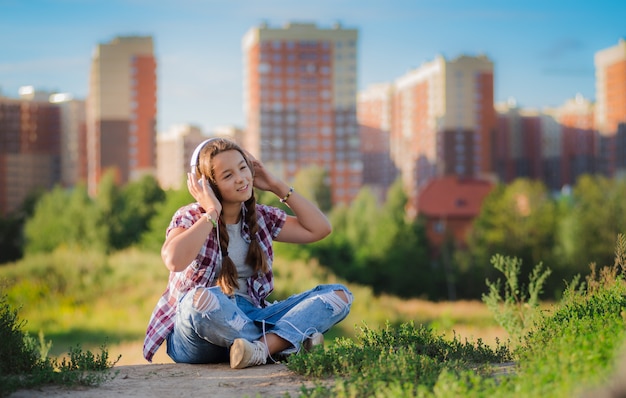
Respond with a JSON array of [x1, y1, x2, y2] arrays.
[[195, 138, 268, 295]]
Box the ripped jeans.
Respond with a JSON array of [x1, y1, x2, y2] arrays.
[[166, 283, 353, 364]]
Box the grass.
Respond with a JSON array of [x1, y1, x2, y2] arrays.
[[0, 247, 167, 357], [0, 293, 120, 397], [282, 234, 626, 397], [9, 239, 625, 397], [0, 247, 505, 362]]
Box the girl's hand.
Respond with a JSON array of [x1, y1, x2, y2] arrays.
[[187, 173, 222, 214], [246, 151, 277, 192]]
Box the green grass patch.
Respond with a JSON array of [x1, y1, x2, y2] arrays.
[[283, 235, 626, 397]]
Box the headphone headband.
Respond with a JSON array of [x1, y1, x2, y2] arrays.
[[190, 138, 219, 176]]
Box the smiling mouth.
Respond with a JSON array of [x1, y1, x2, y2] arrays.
[[237, 184, 249, 192]]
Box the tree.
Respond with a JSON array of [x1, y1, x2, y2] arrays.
[[558, 175, 626, 275], [1, 189, 43, 263], [112, 175, 165, 250], [310, 180, 431, 299], [292, 165, 332, 213], [140, 185, 193, 252], [459, 179, 557, 298], [24, 186, 72, 253]]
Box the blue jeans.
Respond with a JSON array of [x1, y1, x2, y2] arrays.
[[166, 283, 353, 364]]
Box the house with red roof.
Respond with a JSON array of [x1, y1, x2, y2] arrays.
[[416, 176, 494, 257]]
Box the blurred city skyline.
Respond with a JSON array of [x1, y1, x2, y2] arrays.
[[1, 0, 625, 133]]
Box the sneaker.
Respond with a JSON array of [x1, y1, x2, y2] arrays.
[[230, 339, 268, 369], [302, 332, 324, 352]]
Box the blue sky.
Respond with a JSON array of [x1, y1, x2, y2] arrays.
[[1, 0, 625, 133]]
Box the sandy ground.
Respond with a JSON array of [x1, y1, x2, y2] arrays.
[[10, 362, 326, 398], [10, 341, 328, 398]]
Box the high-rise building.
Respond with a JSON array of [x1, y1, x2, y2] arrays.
[[494, 102, 546, 186], [557, 94, 596, 187], [391, 54, 495, 214], [157, 124, 206, 190], [242, 22, 361, 205], [494, 95, 597, 192], [357, 82, 398, 202], [0, 90, 61, 215], [86, 36, 157, 195], [594, 38, 626, 176], [49, 93, 87, 188]]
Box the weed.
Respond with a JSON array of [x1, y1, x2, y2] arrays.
[[286, 321, 511, 397], [0, 292, 120, 397], [286, 235, 626, 397], [482, 254, 551, 343]]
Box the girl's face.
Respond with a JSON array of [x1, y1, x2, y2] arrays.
[[210, 149, 253, 204]]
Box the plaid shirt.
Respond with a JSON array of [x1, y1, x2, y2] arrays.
[[143, 202, 286, 362]]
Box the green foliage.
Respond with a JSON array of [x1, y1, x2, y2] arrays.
[[458, 179, 557, 298], [111, 174, 165, 250], [0, 294, 40, 376], [482, 255, 551, 343], [0, 248, 166, 355], [0, 188, 41, 264], [0, 293, 119, 397], [288, 236, 626, 397], [556, 175, 626, 279], [140, 185, 192, 251], [310, 179, 433, 298], [510, 237, 626, 397], [23, 173, 165, 255], [292, 165, 333, 213], [286, 321, 511, 397], [11, 161, 626, 303]]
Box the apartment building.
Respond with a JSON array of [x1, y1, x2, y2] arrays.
[[357, 82, 398, 202], [157, 124, 206, 190], [391, 54, 495, 214], [495, 103, 539, 183], [0, 91, 61, 215], [50, 93, 87, 188], [86, 35, 157, 196], [557, 94, 596, 187], [242, 22, 361, 205], [595, 38, 626, 177]]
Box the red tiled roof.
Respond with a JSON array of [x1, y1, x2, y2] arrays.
[[417, 176, 494, 218]]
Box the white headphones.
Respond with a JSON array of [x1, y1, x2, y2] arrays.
[[189, 138, 220, 177], [189, 137, 223, 248]]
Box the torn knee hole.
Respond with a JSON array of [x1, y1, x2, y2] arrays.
[[320, 290, 351, 316], [193, 288, 219, 313], [333, 289, 351, 304]]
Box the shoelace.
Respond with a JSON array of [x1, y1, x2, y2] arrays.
[[250, 341, 268, 366], [260, 319, 320, 362]]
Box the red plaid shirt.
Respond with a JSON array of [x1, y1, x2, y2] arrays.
[[143, 203, 286, 362]]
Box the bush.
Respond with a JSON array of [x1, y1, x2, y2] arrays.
[[0, 294, 41, 377], [286, 321, 512, 397], [285, 235, 626, 397], [0, 292, 120, 397]]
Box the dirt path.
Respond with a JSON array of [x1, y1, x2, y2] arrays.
[[10, 363, 326, 398]]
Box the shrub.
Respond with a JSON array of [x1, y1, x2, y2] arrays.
[[286, 321, 511, 397], [0, 292, 120, 397]]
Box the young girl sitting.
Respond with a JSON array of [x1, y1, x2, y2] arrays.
[[143, 138, 353, 368]]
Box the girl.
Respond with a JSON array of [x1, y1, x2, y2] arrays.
[[143, 138, 353, 368]]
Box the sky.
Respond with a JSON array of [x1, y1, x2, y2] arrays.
[[1, 0, 625, 134]]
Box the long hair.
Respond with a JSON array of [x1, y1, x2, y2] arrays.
[[194, 138, 268, 295]]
